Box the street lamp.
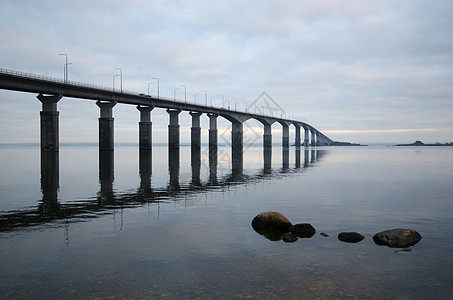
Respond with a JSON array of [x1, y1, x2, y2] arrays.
[[231, 98, 237, 111], [202, 90, 207, 106], [114, 68, 122, 92], [113, 74, 120, 91], [194, 92, 199, 104], [174, 88, 180, 101], [219, 95, 224, 108], [152, 77, 160, 99], [58, 53, 70, 83], [180, 85, 187, 103]]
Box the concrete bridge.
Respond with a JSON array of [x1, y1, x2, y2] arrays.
[[0, 68, 333, 162]]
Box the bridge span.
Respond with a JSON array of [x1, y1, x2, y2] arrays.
[[0, 68, 332, 160]]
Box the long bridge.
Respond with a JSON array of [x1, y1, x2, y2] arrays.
[[0, 68, 333, 159]]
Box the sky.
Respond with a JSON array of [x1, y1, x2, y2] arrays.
[[1, 0, 452, 145]]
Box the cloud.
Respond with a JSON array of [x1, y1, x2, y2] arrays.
[[1, 0, 453, 144]]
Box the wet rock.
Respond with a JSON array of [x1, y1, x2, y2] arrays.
[[282, 232, 298, 243], [373, 229, 422, 248], [251, 212, 292, 232], [320, 232, 329, 237], [290, 223, 316, 238], [338, 232, 365, 243]]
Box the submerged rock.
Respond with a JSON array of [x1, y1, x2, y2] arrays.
[[290, 223, 316, 238], [282, 232, 298, 243], [320, 232, 329, 237], [338, 232, 365, 243], [373, 229, 422, 248], [252, 212, 292, 241], [251, 212, 292, 232]]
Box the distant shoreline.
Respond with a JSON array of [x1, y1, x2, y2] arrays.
[[395, 141, 453, 146]]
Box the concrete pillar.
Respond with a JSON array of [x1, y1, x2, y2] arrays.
[[316, 132, 320, 146], [295, 125, 301, 148], [303, 126, 309, 147], [96, 101, 116, 151], [137, 105, 154, 151], [310, 128, 316, 147], [190, 111, 202, 150], [208, 113, 218, 165], [263, 123, 272, 149], [37, 94, 62, 151], [231, 121, 243, 170], [167, 109, 181, 149], [282, 124, 289, 148]]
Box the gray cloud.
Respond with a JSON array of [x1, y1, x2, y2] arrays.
[[1, 0, 452, 144]]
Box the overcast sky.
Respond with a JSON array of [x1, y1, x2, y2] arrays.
[[1, 0, 452, 144]]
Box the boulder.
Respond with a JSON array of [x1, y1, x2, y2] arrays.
[[338, 232, 365, 243], [290, 223, 316, 238], [282, 233, 298, 243], [373, 229, 422, 248], [251, 212, 292, 232]]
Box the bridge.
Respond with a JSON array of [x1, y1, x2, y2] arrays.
[[0, 68, 332, 156]]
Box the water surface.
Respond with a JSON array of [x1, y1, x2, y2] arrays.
[[1, 145, 452, 299]]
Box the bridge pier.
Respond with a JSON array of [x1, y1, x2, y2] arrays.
[[303, 125, 309, 147], [310, 128, 316, 147], [190, 111, 202, 152], [208, 113, 218, 165], [96, 101, 116, 151], [167, 109, 181, 149], [37, 94, 62, 151], [137, 105, 154, 151], [263, 123, 272, 149], [295, 125, 301, 148], [231, 121, 243, 172], [282, 124, 289, 148]]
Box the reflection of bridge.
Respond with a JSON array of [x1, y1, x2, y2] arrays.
[[0, 146, 326, 232]]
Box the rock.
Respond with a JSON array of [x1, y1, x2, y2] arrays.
[[251, 212, 292, 232], [373, 229, 422, 248], [320, 232, 329, 237], [282, 233, 298, 243], [290, 223, 316, 238], [338, 232, 365, 243]]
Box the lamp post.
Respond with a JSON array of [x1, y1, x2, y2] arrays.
[[113, 74, 120, 91], [219, 95, 224, 108], [174, 88, 180, 101], [152, 77, 160, 99], [194, 92, 199, 104], [202, 90, 207, 106], [231, 98, 237, 111], [180, 85, 187, 103], [58, 53, 70, 83], [114, 68, 122, 92]]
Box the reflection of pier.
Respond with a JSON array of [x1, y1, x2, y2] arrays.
[[0, 147, 326, 232]]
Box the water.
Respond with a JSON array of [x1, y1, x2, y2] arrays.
[[1, 145, 452, 299]]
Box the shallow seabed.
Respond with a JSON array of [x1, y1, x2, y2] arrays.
[[1, 145, 452, 299]]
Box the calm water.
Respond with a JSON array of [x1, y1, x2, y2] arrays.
[[1, 144, 452, 299]]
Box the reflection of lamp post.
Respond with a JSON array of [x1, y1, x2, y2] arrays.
[[202, 90, 207, 106], [153, 77, 160, 99], [180, 85, 187, 103], [114, 68, 122, 92], [58, 53, 70, 83]]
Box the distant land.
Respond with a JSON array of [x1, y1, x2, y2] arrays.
[[395, 140, 453, 146], [328, 141, 366, 146]]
